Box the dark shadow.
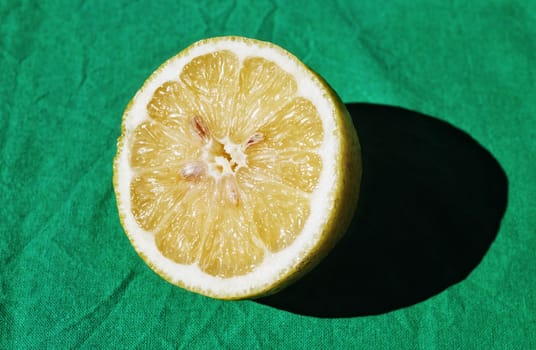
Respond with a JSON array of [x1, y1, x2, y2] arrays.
[[256, 103, 508, 318]]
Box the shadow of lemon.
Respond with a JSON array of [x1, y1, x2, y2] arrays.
[[257, 103, 508, 318]]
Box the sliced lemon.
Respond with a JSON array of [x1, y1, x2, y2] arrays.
[[113, 36, 361, 299]]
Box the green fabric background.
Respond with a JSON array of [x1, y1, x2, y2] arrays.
[[1, 0, 535, 348]]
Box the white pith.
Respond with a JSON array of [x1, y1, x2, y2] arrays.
[[114, 37, 341, 298]]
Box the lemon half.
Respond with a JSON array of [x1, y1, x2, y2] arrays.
[[113, 36, 361, 299]]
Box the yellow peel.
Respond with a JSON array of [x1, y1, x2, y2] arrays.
[[113, 36, 361, 299]]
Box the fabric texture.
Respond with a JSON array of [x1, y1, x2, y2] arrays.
[[1, 0, 535, 348]]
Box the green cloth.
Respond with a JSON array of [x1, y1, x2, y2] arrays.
[[1, 0, 535, 348]]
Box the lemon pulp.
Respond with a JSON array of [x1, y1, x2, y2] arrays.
[[129, 50, 323, 278]]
